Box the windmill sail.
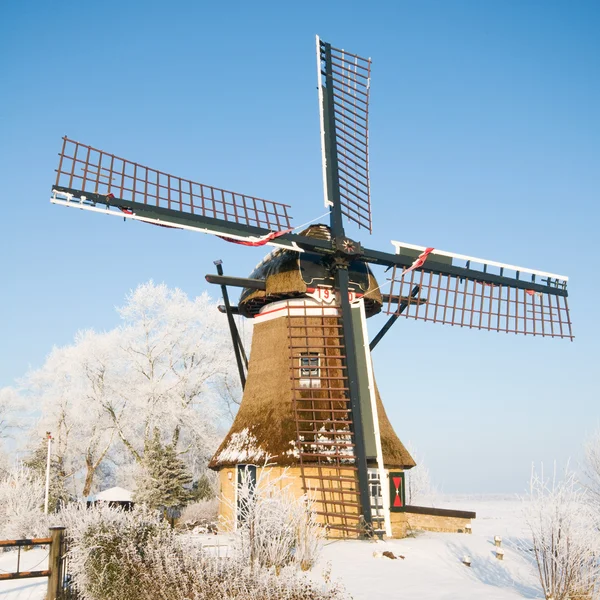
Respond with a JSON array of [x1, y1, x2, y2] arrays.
[[47, 37, 573, 540], [386, 242, 573, 339], [317, 37, 372, 233], [51, 137, 293, 239]]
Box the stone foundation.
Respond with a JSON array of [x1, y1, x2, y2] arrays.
[[390, 505, 476, 537]]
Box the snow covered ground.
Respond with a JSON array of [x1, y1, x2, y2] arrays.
[[0, 496, 542, 599], [0, 547, 48, 599], [318, 496, 541, 600]]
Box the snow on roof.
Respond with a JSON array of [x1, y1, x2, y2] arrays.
[[213, 428, 267, 465], [94, 486, 133, 502]]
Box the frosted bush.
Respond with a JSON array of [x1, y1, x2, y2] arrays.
[[60, 502, 347, 600], [232, 466, 324, 571], [520, 464, 600, 600], [55, 503, 167, 600], [0, 464, 48, 539], [132, 534, 349, 600], [179, 498, 219, 531], [584, 429, 600, 513]]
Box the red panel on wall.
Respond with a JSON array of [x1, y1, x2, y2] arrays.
[[389, 471, 406, 512]]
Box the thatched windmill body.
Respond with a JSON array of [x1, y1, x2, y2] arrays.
[[50, 37, 572, 538], [207, 223, 415, 536]]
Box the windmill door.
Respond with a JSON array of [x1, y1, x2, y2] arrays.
[[236, 464, 257, 525]]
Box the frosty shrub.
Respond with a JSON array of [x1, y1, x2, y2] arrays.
[[131, 534, 349, 600], [0, 449, 9, 478], [0, 464, 48, 539], [521, 464, 600, 600], [232, 466, 324, 572], [57, 503, 168, 600], [584, 429, 600, 514], [179, 498, 219, 531], [60, 502, 347, 600]]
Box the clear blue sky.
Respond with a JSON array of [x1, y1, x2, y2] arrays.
[[1, 0, 598, 494]]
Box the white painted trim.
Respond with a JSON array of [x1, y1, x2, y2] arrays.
[[316, 35, 331, 209], [356, 299, 391, 537], [50, 191, 303, 253], [234, 465, 240, 531], [254, 298, 339, 324], [391, 240, 568, 282]]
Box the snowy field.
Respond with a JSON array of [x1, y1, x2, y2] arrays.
[[318, 496, 541, 600], [0, 547, 48, 599], [0, 496, 542, 600]]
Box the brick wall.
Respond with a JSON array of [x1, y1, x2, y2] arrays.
[[217, 467, 474, 538]]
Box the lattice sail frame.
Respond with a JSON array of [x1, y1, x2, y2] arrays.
[[386, 242, 573, 339], [317, 37, 372, 232], [52, 137, 293, 232]]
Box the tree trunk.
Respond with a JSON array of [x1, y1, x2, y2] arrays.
[[82, 459, 95, 498]]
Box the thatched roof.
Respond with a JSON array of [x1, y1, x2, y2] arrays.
[[209, 316, 414, 471], [238, 224, 383, 318]]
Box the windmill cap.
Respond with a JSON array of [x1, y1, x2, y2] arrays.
[[238, 224, 383, 317]]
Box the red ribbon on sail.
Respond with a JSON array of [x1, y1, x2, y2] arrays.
[[218, 229, 292, 247], [400, 247, 434, 277]]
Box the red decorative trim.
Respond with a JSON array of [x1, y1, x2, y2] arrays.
[[402, 247, 434, 276], [218, 228, 292, 247]]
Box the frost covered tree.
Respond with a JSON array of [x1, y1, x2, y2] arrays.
[[189, 472, 216, 501], [0, 464, 47, 538], [103, 282, 233, 466], [584, 429, 600, 513], [522, 464, 600, 600], [0, 386, 23, 439], [23, 336, 116, 498], [25, 435, 70, 512], [134, 428, 192, 509], [13, 281, 242, 499], [404, 442, 437, 507]]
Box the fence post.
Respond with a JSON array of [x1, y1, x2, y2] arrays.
[[47, 526, 65, 600]]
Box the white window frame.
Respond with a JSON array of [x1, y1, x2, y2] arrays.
[[368, 467, 386, 530], [299, 352, 321, 388]]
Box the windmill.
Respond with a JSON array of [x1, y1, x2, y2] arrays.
[[49, 37, 572, 538]]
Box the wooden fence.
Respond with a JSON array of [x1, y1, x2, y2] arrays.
[[0, 527, 75, 599]]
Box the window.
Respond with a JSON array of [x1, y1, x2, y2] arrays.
[[368, 469, 382, 500], [299, 352, 321, 388], [368, 468, 386, 532]]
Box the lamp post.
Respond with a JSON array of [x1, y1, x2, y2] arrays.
[[44, 432, 52, 514]]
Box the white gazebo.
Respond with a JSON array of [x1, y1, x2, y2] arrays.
[[88, 486, 134, 508]]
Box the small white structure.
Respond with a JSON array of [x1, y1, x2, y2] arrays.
[[95, 487, 133, 502], [88, 487, 134, 508]]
